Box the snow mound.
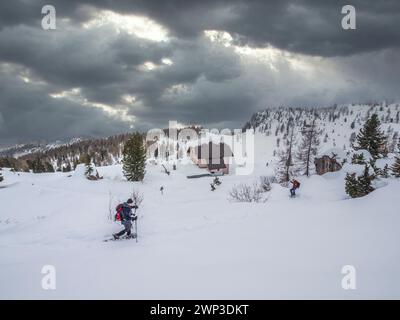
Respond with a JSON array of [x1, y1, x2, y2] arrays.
[[318, 147, 348, 160]]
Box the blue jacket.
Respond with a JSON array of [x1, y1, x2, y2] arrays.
[[121, 203, 137, 221]]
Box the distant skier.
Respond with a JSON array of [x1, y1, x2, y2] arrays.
[[160, 186, 164, 195], [113, 198, 138, 239], [213, 177, 221, 185], [210, 183, 216, 191], [290, 179, 300, 197]]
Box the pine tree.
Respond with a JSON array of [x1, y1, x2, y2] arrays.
[[392, 157, 400, 177], [296, 118, 321, 177], [345, 173, 359, 198], [63, 162, 72, 172], [44, 161, 55, 173], [354, 114, 387, 159], [351, 153, 366, 164], [382, 164, 390, 178], [345, 165, 375, 198], [391, 141, 400, 177], [84, 154, 93, 177], [73, 158, 78, 170], [368, 159, 382, 177], [358, 165, 375, 196], [389, 132, 398, 153], [32, 157, 46, 173], [79, 153, 90, 165], [123, 132, 146, 181]]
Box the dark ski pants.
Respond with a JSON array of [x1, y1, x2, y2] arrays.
[[290, 187, 297, 196], [115, 220, 132, 237]]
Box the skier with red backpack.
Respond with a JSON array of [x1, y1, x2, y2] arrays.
[[290, 179, 300, 197], [113, 198, 138, 240]]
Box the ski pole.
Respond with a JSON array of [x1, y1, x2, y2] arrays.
[[133, 205, 138, 243], [135, 218, 138, 243]]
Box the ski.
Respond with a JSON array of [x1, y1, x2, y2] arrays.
[[103, 234, 137, 242]]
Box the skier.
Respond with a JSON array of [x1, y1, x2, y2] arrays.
[[210, 183, 216, 191], [290, 179, 300, 197], [160, 186, 164, 195], [213, 176, 221, 185], [113, 198, 138, 239]]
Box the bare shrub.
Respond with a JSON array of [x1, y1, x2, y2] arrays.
[[131, 188, 144, 207], [229, 175, 275, 203], [259, 175, 276, 192], [229, 182, 264, 202]]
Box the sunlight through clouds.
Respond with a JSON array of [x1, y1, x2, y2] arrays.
[[82, 10, 169, 42], [50, 88, 136, 124]]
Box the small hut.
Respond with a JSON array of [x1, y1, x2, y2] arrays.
[[314, 154, 342, 175], [190, 141, 233, 174]]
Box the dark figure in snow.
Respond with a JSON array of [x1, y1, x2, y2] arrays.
[[210, 183, 216, 191], [213, 177, 221, 185], [290, 179, 300, 197], [160, 186, 164, 195], [113, 198, 138, 239]]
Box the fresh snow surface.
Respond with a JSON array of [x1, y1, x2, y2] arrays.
[[1, 102, 400, 299], [1, 147, 400, 299]]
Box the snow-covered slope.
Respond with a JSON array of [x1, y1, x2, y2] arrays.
[[246, 103, 400, 156], [1, 102, 399, 299], [1, 152, 400, 298], [0, 138, 85, 158]]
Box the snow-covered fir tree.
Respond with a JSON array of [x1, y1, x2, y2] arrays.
[[382, 164, 390, 178], [351, 153, 365, 164], [358, 165, 375, 196], [345, 165, 375, 198], [84, 154, 94, 177], [392, 157, 400, 177], [31, 157, 46, 173], [345, 173, 359, 198], [369, 159, 383, 177], [388, 131, 398, 153], [391, 141, 400, 177], [354, 114, 387, 159], [122, 132, 146, 181]]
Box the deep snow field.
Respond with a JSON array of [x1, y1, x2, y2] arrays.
[[1, 134, 400, 299]]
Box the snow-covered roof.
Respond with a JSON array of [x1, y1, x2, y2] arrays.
[[317, 147, 347, 160]]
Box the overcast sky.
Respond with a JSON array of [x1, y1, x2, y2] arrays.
[[0, 0, 400, 146]]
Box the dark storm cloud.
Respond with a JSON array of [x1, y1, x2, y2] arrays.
[[0, 64, 132, 146], [0, 0, 400, 145], [0, 24, 173, 90], [74, 0, 400, 56], [224, 0, 400, 57], [0, 12, 244, 144], [2, 1, 400, 56]]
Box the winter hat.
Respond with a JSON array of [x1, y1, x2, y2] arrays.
[[127, 198, 133, 204]]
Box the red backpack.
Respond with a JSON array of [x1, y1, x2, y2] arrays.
[[115, 204, 124, 221], [293, 180, 300, 188]]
